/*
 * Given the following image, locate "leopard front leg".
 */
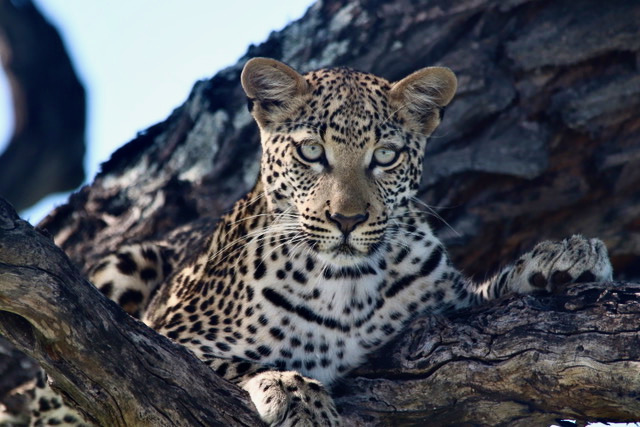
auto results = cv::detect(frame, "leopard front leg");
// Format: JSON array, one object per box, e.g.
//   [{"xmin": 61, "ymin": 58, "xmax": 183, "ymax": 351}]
[
  {"xmin": 242, "ymin": 371, "xmax": 340, "ymax": 427},
  {"xmin": 493, "ymin": 235, "xmax": 613, "ymax": 296}
]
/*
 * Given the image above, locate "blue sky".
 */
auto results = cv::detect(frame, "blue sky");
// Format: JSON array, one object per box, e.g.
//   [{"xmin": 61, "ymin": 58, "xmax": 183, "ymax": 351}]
[{"xmin": 0, "ymin": 0, "xmax": 312, "ymax": 223}]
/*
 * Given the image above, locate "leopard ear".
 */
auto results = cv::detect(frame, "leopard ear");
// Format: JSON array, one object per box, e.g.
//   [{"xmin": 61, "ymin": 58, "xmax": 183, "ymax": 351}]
[
  {"xmin": 389, "ymin": 67, "xmax": 457, "ymax": 136},
  {"xmin": 241, "ymin": 58, "xmax": 308, "ymax": 126}
]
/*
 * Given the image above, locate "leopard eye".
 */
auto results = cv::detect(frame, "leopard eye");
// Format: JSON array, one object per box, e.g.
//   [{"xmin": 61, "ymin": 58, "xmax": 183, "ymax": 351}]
[
  {"xmin": 372, "ymin": 147, "xmax": 400, "ymax": 167},
  {"xmin": 297, "ymin": 143, "xmax": 325, "ymax": 163}
]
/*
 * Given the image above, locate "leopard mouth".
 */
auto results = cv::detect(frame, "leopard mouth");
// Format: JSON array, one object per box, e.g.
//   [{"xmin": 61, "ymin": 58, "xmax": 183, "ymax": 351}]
[
  {"xmin": 303, "ymin": 232, "xmax": 383, "ymax": 266},
  {"xmin": 334, "ymin": 242, "xmax": 358, "ymax": 255}
]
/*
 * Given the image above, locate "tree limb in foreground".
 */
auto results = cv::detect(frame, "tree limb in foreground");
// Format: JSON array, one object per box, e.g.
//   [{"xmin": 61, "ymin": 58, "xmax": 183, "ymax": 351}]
[
  {"xmin": 0, "ymin": 196, "xmax": 639, "ymax": 425},
  {"xmin": 338, "ymin": 282, "xmax": 640, "ymax": 425}
]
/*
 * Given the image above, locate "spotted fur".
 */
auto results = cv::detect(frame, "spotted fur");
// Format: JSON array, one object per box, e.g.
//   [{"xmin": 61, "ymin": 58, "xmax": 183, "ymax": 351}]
[{"xmin": 21, "ymin": 58, "xmax": 613, "ymax": 426}]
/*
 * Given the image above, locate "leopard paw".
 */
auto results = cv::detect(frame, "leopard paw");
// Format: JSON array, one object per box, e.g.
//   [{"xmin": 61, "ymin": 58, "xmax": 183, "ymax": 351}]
[
  {"xmin": 505, "ymin": 235, "xmax": 613, "ymax": 294},
  {"xmin": 242, "ymin": 371, "xmax": 341, "ymax": 427}
]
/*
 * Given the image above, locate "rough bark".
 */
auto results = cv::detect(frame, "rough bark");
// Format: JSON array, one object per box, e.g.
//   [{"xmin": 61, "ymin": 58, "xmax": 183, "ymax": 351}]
[
  {"xmin": 0, "ymin": 198, "xmax": 262, "ymax": 426},
  {"xmin": 1, "ymin": 0, "xmax": 640, "ymax": 424},
  {"xmin": 0, "ymin": 0, "xmax": 86, "ymax": 211},
  {"xmin": 338, "ymin": 283, "xmax": 640, "ymax": 425}
]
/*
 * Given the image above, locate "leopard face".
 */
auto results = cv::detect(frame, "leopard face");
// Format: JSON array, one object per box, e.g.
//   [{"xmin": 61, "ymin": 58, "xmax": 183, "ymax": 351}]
[{"xmin": 242, "ymin": 59, "xmax": 456, "ymax": 268}]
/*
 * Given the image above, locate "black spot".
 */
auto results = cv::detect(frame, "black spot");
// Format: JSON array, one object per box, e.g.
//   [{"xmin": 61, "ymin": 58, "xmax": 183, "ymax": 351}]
[
  {"xmin": 269, "ymin": 327, "xmax": 285, "ymax": 340},
  {"xmin": 305, "ymin": 257, "xmax": 315, "ymax": 271},
  {"xmin": 190, "ymin": 321, "xmax": 202, "ymax": 333},
  {"xmin": 99, "ymin": 281, "xmax": 113, "ymax": 297},
  {"xmin": 263, "ymin": 287, "xmax": 295, "ymax": 311},
  {"xmin": 419, "ymin": 246, "xmax": 443, "ymax": 277},
  {"xmin": 257, "ymin": 345, "xmax": 272, "ymax": 356},
  {"xmin": 38, "ymin": 397, "xmax": 51, "ymax": 412},
  {"xmin": 140, "ymin": 267, "xmax": 157, "ymax": 281},
  {"xmin": 116, "ymin": 252, "xmax": 137, "ymax": 275},
  {"xmin": 281, "ymin": 349, "xmax": 293, "ymax": 358},
  {"xmin": 216, "ymin": 363, "xmax": 229, "ymax": 377},
  {"xmin": 293, "ymin": 270, "xmax": 307, "ymax": 284},
  {"xmin": 253, "ymin": 259, "xmax": 266, "ymax": 280},
  {"xmin": 381, "ymin": 323, "xmax": 395, "ymax": 335},
  {"xmin": 307, "ymin": 382, "xmax": 321, "ymax": 392},
  {"xmin": 245, "ymin": 350, "xmax": 261, "ymax": 360},
  {"xmin": 141, "ymin": 247, "xmax": 158, "ymax": 262},
  {"xmin": 118, "ymin": 290, "xmax": 144, "ymax": 307},
  {"xmin": 236, "ymin": 362, "xmax": 252, "ymax": 374},
  {"xmin": 529, "ymin": 272, "xmax": 547, "ymax": 288},
  {"xmin": 216, "ymin": 342, "xmax": 231, "ymax": 352},
  {"xmin": 395, "ymin": 247, "xmax": 409, "ymax": 264}
]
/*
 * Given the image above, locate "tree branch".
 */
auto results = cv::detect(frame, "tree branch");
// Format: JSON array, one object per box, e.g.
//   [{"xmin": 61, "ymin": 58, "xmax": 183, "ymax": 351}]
[
  {"xmin": 338, "ymin": 283, "xmax": 640, "ymax": 425},
  {"xmin": 0, "ymin": 198, "xmax": 262, "ymax": 426}
]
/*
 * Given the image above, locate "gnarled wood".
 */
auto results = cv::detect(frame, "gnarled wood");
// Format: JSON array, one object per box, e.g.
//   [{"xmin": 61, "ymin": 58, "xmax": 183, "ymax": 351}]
[{"xmin": 338, "ymin": 283, "xmax": 640, "ymax": 425}]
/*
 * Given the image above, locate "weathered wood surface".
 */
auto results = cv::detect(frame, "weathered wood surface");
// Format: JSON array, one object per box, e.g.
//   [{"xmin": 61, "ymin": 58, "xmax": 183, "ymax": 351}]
[
  {"xmin": 0, "ymin": 198, "xmax": 262, "ymax": 426},
  {"xmin": 339, "ymin": 283, "xmax": 640, "ymax": 425},
  {"xmin": 1, "ymin": 0, "xmax": 640, "ymax": 424}
]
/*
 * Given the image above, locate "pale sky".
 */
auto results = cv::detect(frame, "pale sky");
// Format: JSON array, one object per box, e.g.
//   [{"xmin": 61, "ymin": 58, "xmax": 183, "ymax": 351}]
[{"xmin": 0, "ymin": 0, "xmax": 312, "ymax": 223}]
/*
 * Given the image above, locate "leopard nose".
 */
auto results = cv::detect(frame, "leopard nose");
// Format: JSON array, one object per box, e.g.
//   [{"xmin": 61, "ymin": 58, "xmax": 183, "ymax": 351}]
[{"xmin": 326, "ymin": 211, "xmax": 369, "ymax": 235}]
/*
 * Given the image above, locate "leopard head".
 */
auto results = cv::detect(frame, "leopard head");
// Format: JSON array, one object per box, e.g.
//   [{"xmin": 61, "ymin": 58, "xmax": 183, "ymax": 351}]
[{"xmin": 241, "ymin": 58, "xmax": 456, "ymax": 267}]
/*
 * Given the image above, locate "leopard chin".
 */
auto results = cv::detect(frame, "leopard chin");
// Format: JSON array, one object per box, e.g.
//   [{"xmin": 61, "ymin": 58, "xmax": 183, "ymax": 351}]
[{"xmin": 314, "ymin": 241, "xmax": 382, "ymax": 268}]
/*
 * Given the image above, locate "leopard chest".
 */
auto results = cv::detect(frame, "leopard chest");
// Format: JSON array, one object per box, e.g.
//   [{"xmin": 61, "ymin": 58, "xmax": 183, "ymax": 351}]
[{"xmin": 176, "ymin": 236, "xmax": 441, "ymax": 384}]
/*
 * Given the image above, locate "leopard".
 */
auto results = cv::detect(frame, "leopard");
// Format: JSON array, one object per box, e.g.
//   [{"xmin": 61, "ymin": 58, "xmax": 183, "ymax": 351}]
[{"xmin": 10, "ymin": 58, "xmax": 613, "ymax": 426}]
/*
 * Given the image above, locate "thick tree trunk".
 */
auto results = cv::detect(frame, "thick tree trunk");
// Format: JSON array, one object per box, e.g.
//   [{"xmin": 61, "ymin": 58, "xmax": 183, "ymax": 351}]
[{"xmin": 1, "ymin": 0, "xmax": 639, "ymax": 424}]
